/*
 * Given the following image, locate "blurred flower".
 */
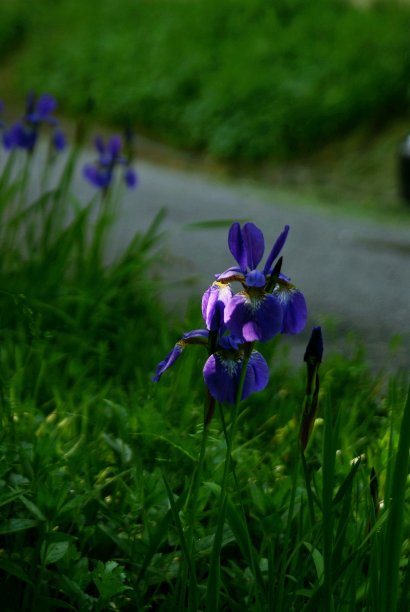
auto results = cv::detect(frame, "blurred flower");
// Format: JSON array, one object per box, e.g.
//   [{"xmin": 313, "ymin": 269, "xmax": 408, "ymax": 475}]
[
  {"xmin": 2, "ymin": 92, "xmax": 66, "ymax": 153},
  {"xmin": 83, "ymin": 134, "xmax": 137, "ymax": 190},
  {"xmin": 216, "ymin": 223, "xmax": 307, "ymax": 342}
]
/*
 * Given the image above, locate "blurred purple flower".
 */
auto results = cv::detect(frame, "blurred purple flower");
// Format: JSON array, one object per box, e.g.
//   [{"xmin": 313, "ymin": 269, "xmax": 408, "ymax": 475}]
[
  {"xmin": 2, "ymin": 92, "xmax": 66, "ymax": 153},
  {"xmin": 83, "ymin": 135, "xmax": 137, "ymax": 190}
]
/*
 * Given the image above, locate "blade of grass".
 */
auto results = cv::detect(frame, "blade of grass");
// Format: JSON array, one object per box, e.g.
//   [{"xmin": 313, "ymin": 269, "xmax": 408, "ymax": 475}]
[
  {"xmin": 379, "ymin": 384, "xmax": 410, "ymax": 611},
  {"xmin": 162, "ymin": 472, "xmax": 198, "ymax": 612}
]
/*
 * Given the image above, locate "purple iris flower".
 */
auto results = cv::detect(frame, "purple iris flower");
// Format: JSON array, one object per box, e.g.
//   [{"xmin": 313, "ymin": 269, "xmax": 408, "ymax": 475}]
[
  {"xmin": 83, "ymin": 135, "xmax": 138, "ymax": 190},
  {"xmin": 215, "ymin": 223, "xmax": 307, "ymax": 341},
  {"xmin": 152, "ymin": 329, "xmax": 269, "ymax": 405},
  {"xmin": 2, "ymin": 92, "xmax": 65, "ymax": 153}
]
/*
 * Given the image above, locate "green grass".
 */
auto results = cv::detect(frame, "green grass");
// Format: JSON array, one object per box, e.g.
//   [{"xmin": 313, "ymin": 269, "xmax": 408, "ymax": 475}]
[
  {"xmin": 0, "ymin": 127, "xmax": 409, "ymax": 609},
  {"xmin": 2, "ymin": 1, "xmax": 410, "ymax": 219},
  {"xmin": 2, "ymin": 0, "xmax": 410, "ymax": 162}
]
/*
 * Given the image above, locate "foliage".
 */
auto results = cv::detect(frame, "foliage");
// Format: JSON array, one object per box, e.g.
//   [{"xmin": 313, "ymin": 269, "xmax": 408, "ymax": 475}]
[
  {"xmin": 0, "ymin": 1, "xmax": 27, "ymax": 59},
  {"xmin": 2, "ymin": 0, "xmax": 410, "ymax": 162}
]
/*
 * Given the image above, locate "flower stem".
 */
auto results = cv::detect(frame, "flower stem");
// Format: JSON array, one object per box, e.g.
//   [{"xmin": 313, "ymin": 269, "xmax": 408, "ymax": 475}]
[{"xmin": 206, "ymin": 353, "xmax": 250, "ymax": 611}]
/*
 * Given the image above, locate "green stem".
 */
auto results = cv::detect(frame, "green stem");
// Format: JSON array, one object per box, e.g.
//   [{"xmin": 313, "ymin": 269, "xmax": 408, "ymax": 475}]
[{"xmin": 207, "ymin": 353, "xmax": 250, "ymax": 611}]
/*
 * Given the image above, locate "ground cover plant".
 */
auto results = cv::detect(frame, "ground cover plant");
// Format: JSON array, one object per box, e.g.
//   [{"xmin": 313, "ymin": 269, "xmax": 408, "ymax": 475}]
[{"xmin": 0, "ymin": 94, "xmax": 409, "ymax": 610}]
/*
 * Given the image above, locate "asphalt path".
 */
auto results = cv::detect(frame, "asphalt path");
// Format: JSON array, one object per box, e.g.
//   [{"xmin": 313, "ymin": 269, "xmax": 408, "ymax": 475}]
[
  {"xmin": 102, "ymin": 158, "xmax": 409, "ymax": 372},
  {"xmin": 4, "ymin": 146, "xmax": 410, "ymax": 371}
]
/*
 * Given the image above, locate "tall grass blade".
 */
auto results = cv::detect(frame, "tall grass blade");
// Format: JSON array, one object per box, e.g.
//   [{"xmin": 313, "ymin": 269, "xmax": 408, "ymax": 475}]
[{"xmin": 379, "ymin": 384, "xmax": 410, "ymax": 611}]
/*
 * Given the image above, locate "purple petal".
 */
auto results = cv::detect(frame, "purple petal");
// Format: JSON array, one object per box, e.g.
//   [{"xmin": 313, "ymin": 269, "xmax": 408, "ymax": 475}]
[
  {"xmin": 228, "ymin": 223, "xmax": 247, "ymax": 271},
  {"xmin": 95, "ymin": 136, "xmax": 106, "ymax": 155},
  {"xmin": 152, "ymin": 329, "xmax": 208, "ymax": 382},
  {"xmin": 228, "ymin": 222, "xmax": 265, "ymax": 272},
  {"xmin": 242, "ymin": 223, "xmax": 265, "ymax": 270},
  {"xmin": 124, "ymin": 167, "xmax": 137, "ymax": 188},
  {"xmin": 36, "ymin": 94, "xmax": 57, "ymax": 117},
  {"xmin": 216, "ymin": 266, "xmax": 245, "ymax": 283},
  {"xmin": 224, "ymin": 292, "xmax": 283, "ymax": 342},
  {"xmin": 53, "ymin": 129, "xmax": 66, "ymax": 151},
  {"xmin": 202, "ymin": 282, "xmax": 233, "ymax": 331},
  {"xmin": 242, "ymin": 351, "xmax": 270, "ymax": 397},
  {"xmin": 263, "ymin": 225, "xmax": 290, "ymax": 275},
  {"xmin": 83, "ymin": 164, "xmax": 112, "ymax": 189},
  {"xmin": 108, "ymin": 135, "xmax": 122, "ymax": 157},
  {"xmin": 152, "ymin": 343, "xmax": 184, "ymax": 382},
  {"xmin": 3, "ymin": 123, "xmax": 23, "ymax": 149},
  {"xmin": 181, "ymin": 329, "xmax": 209, "ymax": 342},
  {"xmin": 203, "ymin": 349, "xmax": 269, "ymax": 404},
  {"xmin": 274, "ymin": 284, "xmax": 308, "ymax": 334}
]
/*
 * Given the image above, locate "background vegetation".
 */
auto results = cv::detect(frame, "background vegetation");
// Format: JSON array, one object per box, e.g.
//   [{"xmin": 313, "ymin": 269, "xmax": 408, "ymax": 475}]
[
  {"xmin": 2, "ymin": 0, "xmax": 410, "ymax": 214},
  {"xmin": 2, "ymin": 0, "xmax": 409, "ymax": 158}
]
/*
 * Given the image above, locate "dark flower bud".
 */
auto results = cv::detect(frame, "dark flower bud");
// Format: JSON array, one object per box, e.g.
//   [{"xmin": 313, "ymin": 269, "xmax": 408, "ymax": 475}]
[{"xmin": 304, "ymin": 326, "xmax": 323, "ymax": 366}]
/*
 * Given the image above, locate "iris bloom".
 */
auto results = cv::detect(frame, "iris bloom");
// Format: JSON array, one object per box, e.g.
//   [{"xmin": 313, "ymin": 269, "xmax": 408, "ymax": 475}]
[
  {"xmin": 213, "ymin": 222, "xmax": 307, "ymax": 342},
  {"xmin": 153, "ymin": 329, "xmax": 269, "ymax": 405},
  {"xmin": 2, "ymin": 92, "xmax": 65, "ymax": 153},
  {"xmin": 83, "ymin": 135, "xmax": 137, "ymax": 190}
]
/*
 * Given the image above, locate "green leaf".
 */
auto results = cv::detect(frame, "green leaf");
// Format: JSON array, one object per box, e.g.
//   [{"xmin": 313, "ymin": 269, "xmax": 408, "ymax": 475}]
[
  {"xmin": 42, "ymin": 540, "xmax": 70, "ymax": 565},
  {"xmin": 19, "ymin": 495, "xmax": 47, "ymax": 522},
  {"xmin": 92, "ymin": 560, "xmax": 130, "ymax": 601},
  {"xmin": 304, "ymin": 542, "xmax": 324, "ymax": 585},
  {"xmin": 0, "ymin": 559, "xmax": 34, "ymax": 587},
  {"xmin": 0, "ymin": 518, "xmax": 38, "ymax": 535},
  {"xmin": 184, "ymin": 218, "xmax": 248, "ymax": 230},
  {"xmin": 332, "ymin": 456, "xmax": 361, "ymax": 507}
]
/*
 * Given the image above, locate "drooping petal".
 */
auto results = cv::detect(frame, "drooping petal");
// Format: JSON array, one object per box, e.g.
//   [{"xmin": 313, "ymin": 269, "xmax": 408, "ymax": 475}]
[
  {"xmin": 242, "ymin": 351, "xmax": 270, "ymax": 397},
  {"xmin": 263, "ymin": 225, "xmax": 290, "ymax": 275},
  {"xmin": 224, "ymin": 292, "xmax": 283, "ymax": 342},
  {"xmin": 124, "ymin": 167, "xmax": 137, "ymax": 188},
  {"xmin": 152, "ymin": 329, "xmax": 208, "ymax": 382},
  {"xmin": 242, "ymin": 223, "xmax": 265, "ymax": 270},
  {"xmin": 83, "ymin": 165, "xmax": 112, "ymax": 189},
  {"xmin": 202, "ymin": 282, "xmax": 232, "ymax": 331},
  {"xmin": 152, "ymin": 343, "xmax": 184, "ymax": 382},
  {"xmin": 53, "ymin": 129, "xmax": 66, "ymax": 151},
  {"xmin": 181, "ymin": 329, "xmax": 209, "ymax": 342},
  {"xmin": 216, "ymin": 266, "xmax": 245, "ymax": 283},
  {"xmin": 203, "ymin": 349, "xmax": 269, "ymax": 404},
  {"xmin": 273, "ymin": 282, "xmax": 308, "ymax": 334},
  {"xmin": 3, "ymin": 123, "xmax": 23, "ymax": 149}
]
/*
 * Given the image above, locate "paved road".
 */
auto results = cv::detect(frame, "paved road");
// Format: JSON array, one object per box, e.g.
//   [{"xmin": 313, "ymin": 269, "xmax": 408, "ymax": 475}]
[
  {"xmin": 5, "ymin": 145, "xmax": 410, "ymax": 371},
  {"xmin": 102, "ymin": 159, "xmax": 409, "ymax": 371}
]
